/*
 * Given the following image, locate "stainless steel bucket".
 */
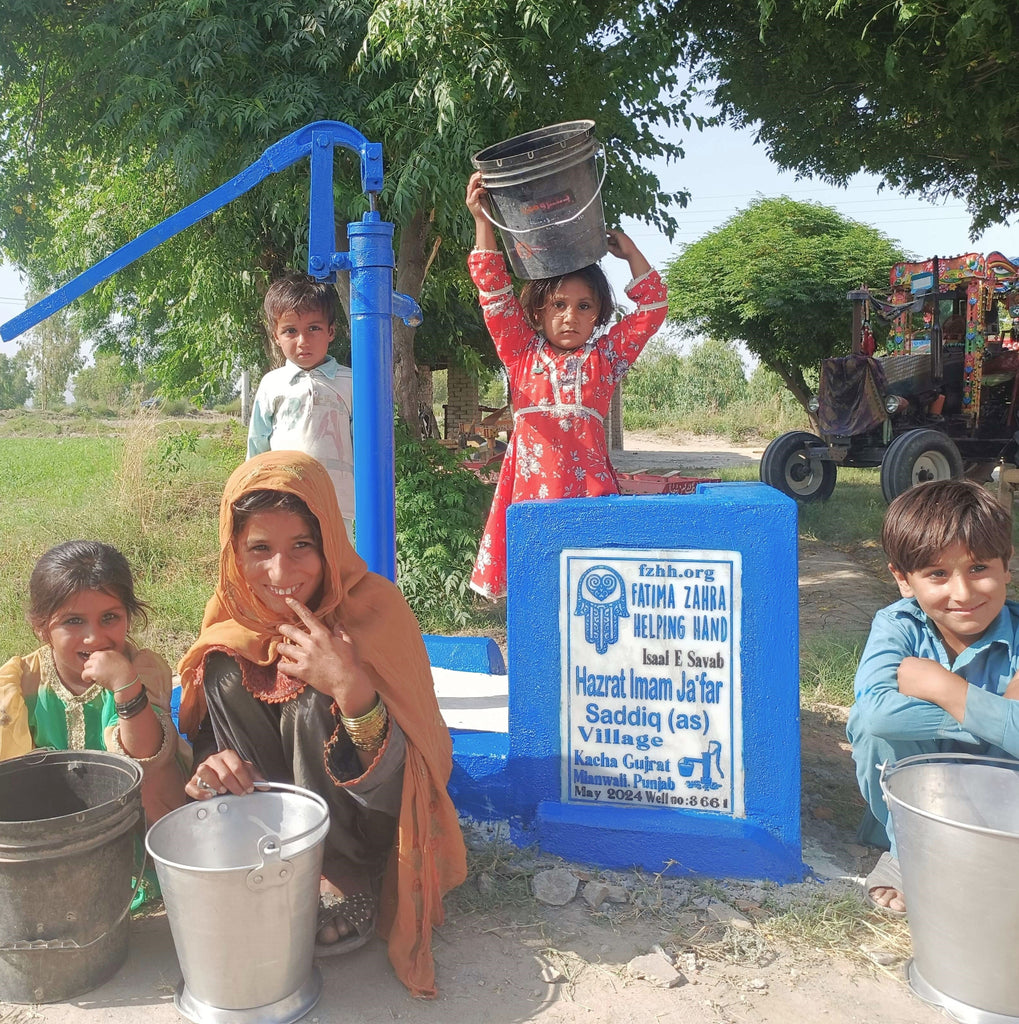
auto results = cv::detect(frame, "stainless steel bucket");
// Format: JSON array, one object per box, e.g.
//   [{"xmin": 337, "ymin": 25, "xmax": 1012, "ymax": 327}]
[
  {"xmin": 881, "ymin": 753, "xmax": 1019, "ymax": 1022},
  {"xmin": 146, "ymin": 782, "xmax": 329, "ymax": 1024}
]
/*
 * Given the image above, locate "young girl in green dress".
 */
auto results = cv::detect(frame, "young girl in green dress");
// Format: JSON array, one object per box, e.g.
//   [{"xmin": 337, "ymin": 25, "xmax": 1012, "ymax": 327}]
[{"xmin": 0, "ymin": 540, "xmax": 191, "ymax": 825}]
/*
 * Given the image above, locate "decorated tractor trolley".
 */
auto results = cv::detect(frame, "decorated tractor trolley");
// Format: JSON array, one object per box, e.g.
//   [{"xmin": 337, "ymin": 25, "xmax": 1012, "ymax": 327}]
[{"xmin": 761, "ymin": 251, "xmax": 1019, "ymax": 502}]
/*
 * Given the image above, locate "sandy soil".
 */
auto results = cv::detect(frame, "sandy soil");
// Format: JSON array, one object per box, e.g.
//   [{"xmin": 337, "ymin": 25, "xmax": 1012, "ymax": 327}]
[{"xmin": 612, "ymin": 430, "xmax": 766, "ymax": 474}]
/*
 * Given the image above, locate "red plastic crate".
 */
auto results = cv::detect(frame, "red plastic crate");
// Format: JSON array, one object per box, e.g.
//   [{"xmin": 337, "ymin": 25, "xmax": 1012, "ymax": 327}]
[{"xmin": 616, "ymin": 471, "xmax": 720, "ymax": 495}]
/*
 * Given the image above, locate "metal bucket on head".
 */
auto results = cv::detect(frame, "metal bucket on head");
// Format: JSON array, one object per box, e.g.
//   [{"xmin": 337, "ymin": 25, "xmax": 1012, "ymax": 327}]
[
  {"xmin": 146, "ymin": 782, "xmax": 330, "ymax": 1024},
  {"xmin": 0, "ymin": 749, "xmax": 143, "ymax": 1004},
  {"xmin": 472, "ymin": 120, "xmax": 608, "ymax": 280},
  {"xmin": 881, "ymin": 753, "xmax": 1019, "ymax": 1022}
]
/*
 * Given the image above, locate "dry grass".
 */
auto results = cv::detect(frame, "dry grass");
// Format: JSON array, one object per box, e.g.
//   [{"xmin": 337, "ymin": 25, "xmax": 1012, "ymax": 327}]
[{"xmin": 763, "ymin": 891, "xmax": 911, "ymax": 975}]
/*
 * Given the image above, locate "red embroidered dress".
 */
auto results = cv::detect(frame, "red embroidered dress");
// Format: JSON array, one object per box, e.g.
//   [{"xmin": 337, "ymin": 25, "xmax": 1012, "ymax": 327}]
[{"xmin": 468, "ymin": 249, "xmax": 669, "ymax": 599}]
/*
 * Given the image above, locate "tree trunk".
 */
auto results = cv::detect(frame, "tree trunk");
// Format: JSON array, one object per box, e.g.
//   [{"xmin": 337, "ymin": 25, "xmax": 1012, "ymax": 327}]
[
  {"xmin": 766, "ymin": 358, "xmax": 821, "ymax": 434},
  {"xmin": 393, "ymin": 209, "xmax": 430, "ymax": 427}
]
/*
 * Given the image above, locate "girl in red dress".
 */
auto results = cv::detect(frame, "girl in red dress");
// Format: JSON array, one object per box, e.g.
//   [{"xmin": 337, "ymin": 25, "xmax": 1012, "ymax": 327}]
[{"xmin": 466, "ymin": 170, "xmax": 669, "ymax": 599}]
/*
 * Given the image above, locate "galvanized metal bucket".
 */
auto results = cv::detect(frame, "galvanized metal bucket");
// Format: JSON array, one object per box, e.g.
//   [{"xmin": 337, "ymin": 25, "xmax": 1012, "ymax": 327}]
[
  {"xmin": 881, "ymin": 753, "xmax": 1019, "ymax": 1023},
  {"xmin": 0, "ymin": 750, "xmax": 143, "ymax": 1004},
  {"xmin": 146, "ymin": 782, "xmax": 329, "ymax": 1024}
]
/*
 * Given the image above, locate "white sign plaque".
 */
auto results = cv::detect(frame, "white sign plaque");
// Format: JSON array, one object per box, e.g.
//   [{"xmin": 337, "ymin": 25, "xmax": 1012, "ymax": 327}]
[{"xmin": 560, "ymin": 548, "xmax": 744, "ymax": 816}]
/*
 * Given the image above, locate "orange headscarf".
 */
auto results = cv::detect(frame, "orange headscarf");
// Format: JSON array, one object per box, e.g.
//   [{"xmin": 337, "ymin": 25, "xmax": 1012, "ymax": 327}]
[{"xmin": 178, "ymin": 451, "xmax": 466, "ymax": 997}]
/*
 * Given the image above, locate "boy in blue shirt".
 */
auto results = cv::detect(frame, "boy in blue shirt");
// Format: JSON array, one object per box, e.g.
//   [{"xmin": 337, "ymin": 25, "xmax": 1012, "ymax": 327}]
[
  {"xmin": 848, "ymin": 479, "xmax": 1019, "ymax": 915},
  {"xmin": 248, "ymin": 274, "xmax": 354, "ymax": 539}
]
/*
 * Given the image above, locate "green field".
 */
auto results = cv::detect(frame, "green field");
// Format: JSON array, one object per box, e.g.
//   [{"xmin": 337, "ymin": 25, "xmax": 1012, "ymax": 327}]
[{"xmin": 0, "ymin": 417, "xmax": 242, "ymax": 666}]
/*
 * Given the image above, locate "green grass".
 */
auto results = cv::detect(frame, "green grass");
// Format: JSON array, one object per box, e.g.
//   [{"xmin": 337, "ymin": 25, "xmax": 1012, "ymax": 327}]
[
  {"xmin": 800, "ymin": 632, "xmax": 865, "ymax": 707},
  {"xmin": 0, "ymin": 423, "xmax": 235, "ymax": 667}
]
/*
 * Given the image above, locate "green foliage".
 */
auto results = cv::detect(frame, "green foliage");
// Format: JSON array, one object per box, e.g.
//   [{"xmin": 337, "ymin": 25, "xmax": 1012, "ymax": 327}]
[
  {"xmin": 0, "ymin": 350, "xmax": 31, "ymax": 409},
  {"xmin": 72, "ymin": 351, "xmax": 140, "ymax": 409},
  {"xmin": 19, "ymin": 300, "xmax": 82, "ymax": 411},
  {"xmin": 0, "ymin": 0, "xmax": 699, "ymax": 406},
  {"xmin": 684, "ymin": 0, "xmax": 1019, "ymax": 233},
  {"xmin": 624, "ymin": 336, "xmax": 748, "ymax": 424},
  {"xmin": 394, "ymin": 421, "xmax": 493, "ymax": 630},
  {"xmin": 157, "ymin": 428, "xmax": 200, "ymax": 477},
  {"xmin": 665, "ymin": 197, "xmax": 904, "ymax": 415}
]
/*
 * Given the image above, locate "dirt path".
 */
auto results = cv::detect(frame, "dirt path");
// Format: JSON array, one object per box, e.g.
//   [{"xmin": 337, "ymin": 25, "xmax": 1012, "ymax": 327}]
[{"xmin": 5, "ymin": 434, "xmax": 949, "ymax": 1024}]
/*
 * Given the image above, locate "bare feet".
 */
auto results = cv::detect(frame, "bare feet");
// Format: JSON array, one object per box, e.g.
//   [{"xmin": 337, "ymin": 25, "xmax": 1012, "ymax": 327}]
[
  {"xmin": 864, "ymin": 851, "xmax": 906, "ymax": 917},
  {"xmin": 868, "ymin": 884, "xmax": 906, "ymax": 914}
]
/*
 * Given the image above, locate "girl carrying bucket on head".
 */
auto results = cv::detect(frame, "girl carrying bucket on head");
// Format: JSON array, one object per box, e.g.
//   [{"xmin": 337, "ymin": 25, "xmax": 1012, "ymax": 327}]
[
  {"xmin": 0, "ymin": 541, "xmax": 192, "ymax": 825},
  {"xmin": 466, "ymin": 169, "xmax": 669, "ymax": 599}
]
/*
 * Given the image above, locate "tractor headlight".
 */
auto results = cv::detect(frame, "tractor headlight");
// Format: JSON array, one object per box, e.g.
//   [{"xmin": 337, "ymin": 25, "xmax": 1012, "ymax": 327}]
[{"xmin": 807, "ymin": 396, "xmax": 820, "ymax": 413}]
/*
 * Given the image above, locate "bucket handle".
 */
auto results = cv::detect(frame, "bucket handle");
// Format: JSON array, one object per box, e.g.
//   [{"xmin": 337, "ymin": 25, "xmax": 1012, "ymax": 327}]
[
  {"xmin": 481, "ymin": 148, "xmax": 608, "ymax": 236},
  {"xmin": 0, "ymin": 848, "xmax": 147, "ymax": 953},
  {"xmin": 246, "ymin": 780, "xmax": 330, "ymax": 853}
]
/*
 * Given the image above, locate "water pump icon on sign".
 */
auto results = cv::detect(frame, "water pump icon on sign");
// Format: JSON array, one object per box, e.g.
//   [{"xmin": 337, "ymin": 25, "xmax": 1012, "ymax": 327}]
[{"xmin": 679, "ymin": 740, "xmax": 724, "ymax": 792}]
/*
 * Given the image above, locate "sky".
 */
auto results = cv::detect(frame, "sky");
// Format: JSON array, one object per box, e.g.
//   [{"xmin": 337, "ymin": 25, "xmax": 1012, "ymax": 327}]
[{"xmin": 1, "ymin": 117, "xmax": 1015, "ymax": 358}]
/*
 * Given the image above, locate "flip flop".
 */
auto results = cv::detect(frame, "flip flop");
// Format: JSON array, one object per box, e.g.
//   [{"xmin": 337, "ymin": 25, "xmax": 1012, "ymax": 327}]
[
  {"xmin": 864, "ymin": 850, "xmax": 907, "ymax": 918},
  {"xmin": 314, "ymin": 890, "xmax": 375, "ymax": 958}
]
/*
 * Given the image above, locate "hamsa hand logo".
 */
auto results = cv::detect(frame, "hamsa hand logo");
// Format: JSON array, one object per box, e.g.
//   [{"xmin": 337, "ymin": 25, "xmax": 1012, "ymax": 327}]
[{"xmin": 574, "ymin": 565, "xmax": 628, "ymax": 654}]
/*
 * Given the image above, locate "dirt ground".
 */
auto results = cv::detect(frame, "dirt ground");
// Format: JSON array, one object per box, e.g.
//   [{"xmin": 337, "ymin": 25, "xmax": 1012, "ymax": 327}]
[{"xmin": 1, "ymin": 431, "xmax": 948, "ymax": 1024}]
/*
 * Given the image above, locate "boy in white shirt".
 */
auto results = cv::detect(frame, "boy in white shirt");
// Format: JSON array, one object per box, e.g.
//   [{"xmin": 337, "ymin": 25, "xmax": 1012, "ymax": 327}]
[{"xmin": 247, "ymin": 274, "xmax": 354, "ymax": 539}]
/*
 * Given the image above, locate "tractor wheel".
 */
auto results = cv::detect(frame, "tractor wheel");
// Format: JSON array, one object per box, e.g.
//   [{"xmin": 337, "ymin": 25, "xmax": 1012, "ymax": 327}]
[
  {"xmin": 880, "ymin": 429, "xmax": 963, "ymax": 503},
  {"xmin": 760, "ymin": 431, "xmax": 837, "ymax": 502}
]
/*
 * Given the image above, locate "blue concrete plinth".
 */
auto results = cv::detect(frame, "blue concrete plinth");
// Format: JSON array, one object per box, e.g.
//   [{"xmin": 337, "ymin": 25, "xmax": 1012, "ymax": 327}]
[
  {"xmin": 424, "ymin": 634, "xmax": 506, "ymax": 674},
  {"xmin": 447, "ymin": 731, "xmax": 512, "ymax": 822},
  {"xmin": 504, "ymin": 483, "xmax": 803, "ymax": 881}
]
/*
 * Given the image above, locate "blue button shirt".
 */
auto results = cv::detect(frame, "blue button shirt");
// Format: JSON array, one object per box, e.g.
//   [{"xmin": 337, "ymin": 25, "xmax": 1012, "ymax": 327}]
[{"xmin": 851, "ymin": 598, "xmax": 1019, "ymax": 756}]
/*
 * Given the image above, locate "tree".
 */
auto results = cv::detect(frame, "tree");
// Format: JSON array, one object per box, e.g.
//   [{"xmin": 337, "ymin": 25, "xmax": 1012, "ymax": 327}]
[
  {"xmin": 0, "ymin": 349, "xmax": 31, "ymax": 409},
  {"xmin": 72, "ymin": 350, "xmax": 141, "ymax": 408},
  {"xmin": 664, "ymin": 197, "xmax": 903, "ymax": 419},
  {"xmin": 20, "ymin": 300, "xmax": 82, "ymax": 410},
  {"xmin": 683, "ymin": 0, "xmax": 1019, "ymax": 233},
  {"xmin": 0, "ymin": 0, "xmax": 698, "ymax": 423}
]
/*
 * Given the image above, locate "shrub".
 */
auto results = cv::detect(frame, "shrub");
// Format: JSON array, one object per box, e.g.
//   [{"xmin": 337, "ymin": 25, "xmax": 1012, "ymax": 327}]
[{"xmin": 394, "ymin": 422, "xmax": 493, "ymax": 630}]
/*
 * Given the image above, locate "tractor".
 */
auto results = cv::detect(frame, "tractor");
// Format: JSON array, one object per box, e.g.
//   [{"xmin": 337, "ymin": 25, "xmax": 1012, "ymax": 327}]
[{"xmin": 761, "ymin": 252, "xmax": 1019, "ymax": 502}]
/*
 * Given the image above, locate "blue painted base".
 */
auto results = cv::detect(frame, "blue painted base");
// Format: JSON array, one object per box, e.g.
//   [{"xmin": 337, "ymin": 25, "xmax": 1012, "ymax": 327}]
[
  {"xmin": 448, "ymin": 731, "xmax": 512, "ymax": 823},
  {"xmin": 526, "ymin": 801, "xmax": 804, "ymax": 881},
  {"xmin": 424, "ymin": 634, "xmax": 506, "ymax": 674}
]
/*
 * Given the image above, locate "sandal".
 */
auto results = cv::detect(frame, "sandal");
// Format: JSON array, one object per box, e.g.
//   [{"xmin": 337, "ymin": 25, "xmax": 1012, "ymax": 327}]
[
  {"xmin": 864, "ymin": 850, "xmax": 906, "ymax": 918},
  {"xmin": 314, "ymin": 887, "xmax": 375, "ymax": 957}
]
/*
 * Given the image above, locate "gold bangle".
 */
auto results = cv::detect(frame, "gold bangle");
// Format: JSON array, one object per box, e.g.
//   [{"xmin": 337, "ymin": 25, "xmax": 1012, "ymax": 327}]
[
  {"xmin": 341, "ymin": 694, "xmax": 384, "ymax": 729},
  {"xmin": 341, "ymin": 696, "xmax": 389, "ymax": 751}
]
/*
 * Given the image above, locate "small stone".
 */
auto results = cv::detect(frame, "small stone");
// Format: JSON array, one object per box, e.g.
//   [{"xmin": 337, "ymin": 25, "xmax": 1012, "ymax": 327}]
[
  {"xmin": 706, "ymin": 902, "xmax": 753, "ymax": 930},
  {"xmin": 627, "ymin": 953, "xmax": 686, "ymax": 989},
  {"xmin": 862, "ymin": 947, "xmax": 898, "ymax": 967},
  {"xmin": 748, "ymin": 978, "xmax": 768, "ymax": 992},
  {"xmin": 604, "ymin": 884, "xmax": 629, "ymax": 903},
  {"xmin": 582, "ymin": 881, "xmax": 611, "ymax": 909},
  {"xmin": 532, "ymin": 868, "xmax": 580, "ymax": 906},
  {"xmin": 540, "ymin": 963, "xmax": 566, "ymax": 984},
  {"xmin": 477, "ymin": 872, "xmax": 497, "ymax": 897}
]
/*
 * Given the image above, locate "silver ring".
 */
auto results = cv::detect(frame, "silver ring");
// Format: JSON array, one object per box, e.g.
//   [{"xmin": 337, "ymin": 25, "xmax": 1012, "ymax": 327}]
[{"xmin": 196, "ymin": 777, "xmax": 216, "ymax": 793}]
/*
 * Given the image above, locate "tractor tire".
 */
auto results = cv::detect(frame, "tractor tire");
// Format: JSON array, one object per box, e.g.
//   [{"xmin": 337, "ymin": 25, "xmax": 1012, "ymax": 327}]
[
  {"xmin": 879, "ymin": 429, "xmax": 964, "ymax": 503},
  {"xmin": 760, "ymin": 431, "xmax": 837, "ymax": 502}
]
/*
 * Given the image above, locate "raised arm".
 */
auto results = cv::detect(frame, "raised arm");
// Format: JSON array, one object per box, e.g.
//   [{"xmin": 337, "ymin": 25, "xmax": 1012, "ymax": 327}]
[
  {"xmin": 606, "ymin": 229, "xmax": 651, "ymax": 280},
  {"xmin": 467, "ymin": 171, "xmax": 499, "ymax": 252}
]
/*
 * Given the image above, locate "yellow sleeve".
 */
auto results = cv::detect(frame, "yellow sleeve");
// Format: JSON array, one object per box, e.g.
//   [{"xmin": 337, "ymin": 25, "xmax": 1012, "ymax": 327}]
[{"xmin": 0, "ymin": 655, "xmax": 36, "ymax": 761}]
